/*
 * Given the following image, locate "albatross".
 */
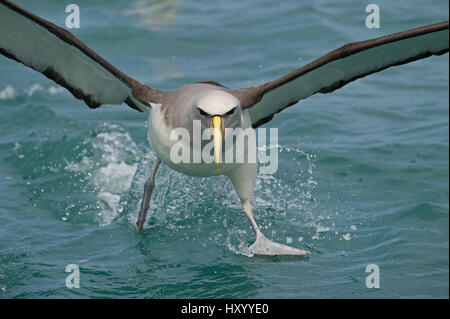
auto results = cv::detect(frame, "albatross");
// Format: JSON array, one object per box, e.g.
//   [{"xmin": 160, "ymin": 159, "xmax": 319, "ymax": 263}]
[{"xmin": 0, "ymin": 0, "xmax": 448, "ymax": 256}]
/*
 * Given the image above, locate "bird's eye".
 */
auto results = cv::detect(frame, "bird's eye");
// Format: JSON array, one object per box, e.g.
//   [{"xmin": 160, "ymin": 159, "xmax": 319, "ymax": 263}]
[
  {"xmin": 198, "ymin": 108, "xmax": 208, "ymax": 116},
  {"xmin": 225, "ymin": 107, "xmax": 236, "ymax": 116}
]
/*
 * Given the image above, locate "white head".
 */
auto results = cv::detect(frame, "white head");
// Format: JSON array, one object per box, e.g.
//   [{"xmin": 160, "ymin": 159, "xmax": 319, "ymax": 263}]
[
  {"xmin": 194, "ymin": 90, "xmax": 241, "ymax": 168},
  {"xmin": 170, "ymin": 87, "xmax": 242, "ymax": 168},
  {"xmin": 194, "ymin": 90, "xmax": 240, "ymax": 116}
]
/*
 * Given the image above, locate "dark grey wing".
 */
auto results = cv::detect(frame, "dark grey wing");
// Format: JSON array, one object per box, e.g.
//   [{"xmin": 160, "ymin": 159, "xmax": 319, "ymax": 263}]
[
  {"xmin": 234, "ymin": 21, "xmax": 449, "ymax": 128},
  {"xmin": 0, "ymin": 0, "xmax": 163, "ymax": 111}
]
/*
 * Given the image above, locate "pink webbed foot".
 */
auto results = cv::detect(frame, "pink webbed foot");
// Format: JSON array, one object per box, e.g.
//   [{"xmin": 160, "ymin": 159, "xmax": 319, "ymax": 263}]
[{"xmin": 248, "ymin": 233, "xmax": 310, "ymax": 256}]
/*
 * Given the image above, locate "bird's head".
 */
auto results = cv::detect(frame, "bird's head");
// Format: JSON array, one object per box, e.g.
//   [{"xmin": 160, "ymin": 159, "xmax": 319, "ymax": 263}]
[{"xmin": 192, "ymin": 90, "xmax": 241, "ymax": 168}]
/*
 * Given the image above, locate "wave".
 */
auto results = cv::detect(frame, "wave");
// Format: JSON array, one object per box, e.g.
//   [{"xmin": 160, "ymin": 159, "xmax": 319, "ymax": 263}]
[{"xmin": 0, "ymin": 83, "xmax": 65, "ymax": 101}]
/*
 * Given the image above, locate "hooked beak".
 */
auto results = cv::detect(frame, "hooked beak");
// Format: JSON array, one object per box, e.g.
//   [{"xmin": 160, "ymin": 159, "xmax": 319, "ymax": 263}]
[{"xmin": 211, "ymin": 115, "xmax": 224, "ymax": 168}]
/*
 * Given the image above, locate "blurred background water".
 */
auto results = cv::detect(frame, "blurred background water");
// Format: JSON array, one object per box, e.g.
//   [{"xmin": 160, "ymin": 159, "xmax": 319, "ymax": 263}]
[{"xmin": 0, "ymin": 0, "xmax": 448, "ymax": 298}]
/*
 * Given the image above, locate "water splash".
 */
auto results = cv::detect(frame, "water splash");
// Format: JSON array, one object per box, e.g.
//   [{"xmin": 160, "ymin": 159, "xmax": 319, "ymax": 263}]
[
  {"xmin": 224, "ymin": 144, "xmax": 320, "ymax": 255},
  {"xmin": 64, "ymin": 123, "xmax": 141, "ymax": 225}
]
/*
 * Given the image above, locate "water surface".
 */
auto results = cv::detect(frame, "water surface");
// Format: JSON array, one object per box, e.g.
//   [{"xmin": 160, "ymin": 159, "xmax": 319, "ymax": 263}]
[{"xmin": 0, "ymin": 0, "xmax": 448, "ymax": 298}]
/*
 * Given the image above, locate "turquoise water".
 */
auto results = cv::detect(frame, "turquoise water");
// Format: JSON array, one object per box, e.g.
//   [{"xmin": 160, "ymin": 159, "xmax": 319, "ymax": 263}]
[{"xmin": 0, "ymin": 0, "xmax": 448, "ymax": 298}]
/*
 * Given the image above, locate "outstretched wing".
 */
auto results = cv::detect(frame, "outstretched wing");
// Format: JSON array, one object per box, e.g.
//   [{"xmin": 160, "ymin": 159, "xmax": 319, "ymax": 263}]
[
  {"xmin": 234, "ymin": 21, "xmax": 449, "ymax": 128},
  {"xmin": 0, "ymin": 0, "xmax": 163, "ymax": 111}
]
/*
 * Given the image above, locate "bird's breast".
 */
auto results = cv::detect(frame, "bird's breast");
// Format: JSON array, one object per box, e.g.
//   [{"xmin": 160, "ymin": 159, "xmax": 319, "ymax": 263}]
[{"xmin": 147, "ymin": 107, "xmax": 257, "ymax": 178}]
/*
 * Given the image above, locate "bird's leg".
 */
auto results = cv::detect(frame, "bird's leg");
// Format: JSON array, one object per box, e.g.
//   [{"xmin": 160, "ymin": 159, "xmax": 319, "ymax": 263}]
[
  {"xmin": 136, "ymin": 156, "xmax": 161, "ymax": 232},
  {"xmin": 242, "ymin": 200, "xmax": 310, "ymax": 256}
]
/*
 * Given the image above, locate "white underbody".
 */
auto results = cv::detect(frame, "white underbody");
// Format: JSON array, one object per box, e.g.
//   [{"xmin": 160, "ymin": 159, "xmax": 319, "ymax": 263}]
[{"xmin": 146, "ymin": 103, "xmax": 257, "ymax": 201}]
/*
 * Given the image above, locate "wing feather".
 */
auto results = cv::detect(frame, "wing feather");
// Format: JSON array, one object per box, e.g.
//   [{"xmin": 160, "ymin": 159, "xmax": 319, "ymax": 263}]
[
  {"xmin": 0, "ymin": 0, "xmax": 162, "ymax": 111},
  {"xmin": 234, "ymin": 21, "xmax": 449, "ymax": 128}
]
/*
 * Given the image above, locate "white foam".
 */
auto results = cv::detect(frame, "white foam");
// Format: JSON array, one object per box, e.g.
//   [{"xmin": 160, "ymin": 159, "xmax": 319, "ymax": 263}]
[
  {"xmin": 12, "ymin": 142, "xmax": 21, "ymax": 152},
  {"xmin": 96, "ymin": 162, "xmax": 138, "ymax": 194},
  {"xmin": 26, "ymin": 83, "xmax": 43, "ymax": 96},
  {"xmin": 65, "ymin": 124, "xmax": 142, "ymax": 225},
  {"xmin": 97, "ymin": 191, "xmax": 122, "ymax": 226},
  {"xmin": 0, "ymin": 83, "xmax": 66, "ymax": 100},
  {"xmin": 48, "ymin": 86, "xmax": 64, "ymax": 95},
  {"xmin": 0, "ymin": 85, "xmax": 15, "ymax": 100}
]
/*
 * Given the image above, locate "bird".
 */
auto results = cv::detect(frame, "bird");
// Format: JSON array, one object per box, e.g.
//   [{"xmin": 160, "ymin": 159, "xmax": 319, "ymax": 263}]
[{"xmin": 0, "ymin": 0, "xmax": 448, "ymax": 256}]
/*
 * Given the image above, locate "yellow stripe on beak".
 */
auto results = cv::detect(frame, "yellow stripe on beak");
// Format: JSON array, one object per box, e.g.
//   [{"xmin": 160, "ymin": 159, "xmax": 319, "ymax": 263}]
[{"xmin": 211, "ymin": 115, "xmax": 224, "ymax": 168}]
